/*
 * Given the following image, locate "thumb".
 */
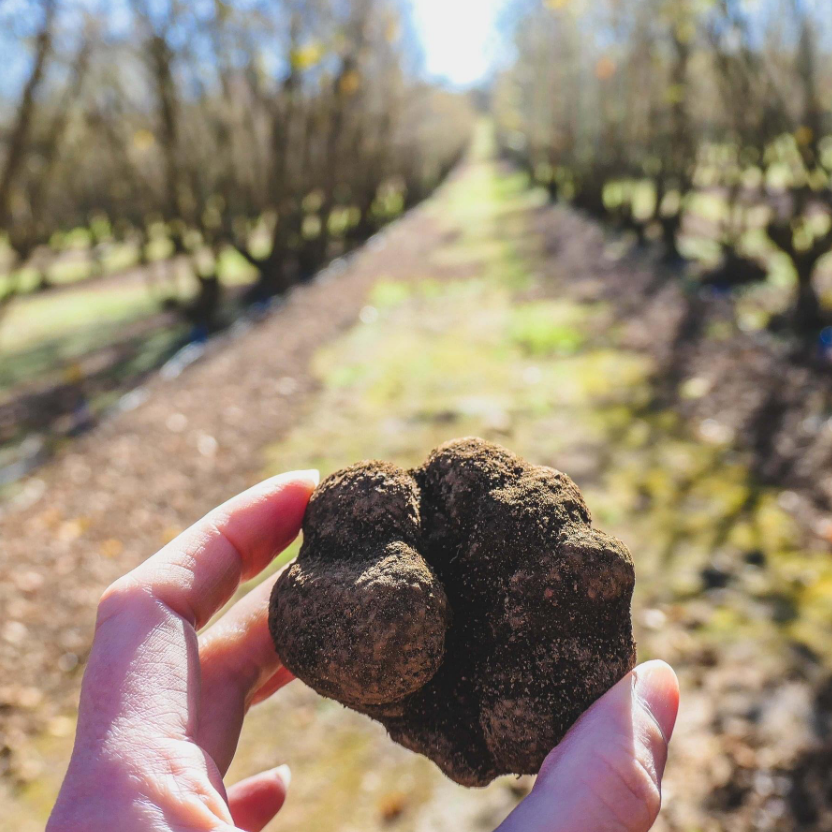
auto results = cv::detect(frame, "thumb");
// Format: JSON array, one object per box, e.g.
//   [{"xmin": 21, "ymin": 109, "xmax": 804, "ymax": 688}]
[
  {"xmin": 228, "ymin": 764, "xmax": 291, "ymax": 832},
  {"xmin": 496, "ymin": 661, "xmax": 679, "ymax": 832}
]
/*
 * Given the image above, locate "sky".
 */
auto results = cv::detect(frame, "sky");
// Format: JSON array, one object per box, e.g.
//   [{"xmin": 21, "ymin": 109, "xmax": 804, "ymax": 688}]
[
  {"xmin": 0, "ymin": 0, "xmax": 506, "ymax": 98},
  {"xmin": 409, "ymin": 0, "xmax": 504, "ymax": 88}
]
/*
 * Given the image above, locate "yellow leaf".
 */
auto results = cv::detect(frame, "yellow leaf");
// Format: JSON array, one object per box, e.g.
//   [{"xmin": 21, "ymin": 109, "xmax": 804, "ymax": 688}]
[
  {"xmin": 674, "ymin": 20, "xmax": 696, "ymax": 44},
  {"xmin": 339, "ymin": 69, "xmax": 361, "ymax": 96},
  {"xmin": 133, "ymin": 129, "xmax": 155, "ymax": 151},
  {"xmin": 545, "ymin": 0, "xmax": 571, "ymax": 9},
  {"xmin": 290, "ymin": 41, "xmax": 325, "ymax": 72}
]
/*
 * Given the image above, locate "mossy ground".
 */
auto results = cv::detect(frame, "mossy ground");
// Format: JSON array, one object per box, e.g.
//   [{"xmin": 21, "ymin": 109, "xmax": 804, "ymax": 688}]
[{"xmin": 5, "ymin": 138, "xmax": 832, "ymax": 831}]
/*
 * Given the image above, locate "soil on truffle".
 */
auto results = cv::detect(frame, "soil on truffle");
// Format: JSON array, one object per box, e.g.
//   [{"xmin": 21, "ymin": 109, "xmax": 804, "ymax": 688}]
[{"xmin": 269, "ymin": 437, "xmax": 637, "ymax": 787}]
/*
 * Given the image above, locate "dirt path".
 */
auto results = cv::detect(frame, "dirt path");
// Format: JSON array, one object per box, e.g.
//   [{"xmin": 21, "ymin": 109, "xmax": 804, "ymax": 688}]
[{"xmin": 3, "ymin": 146, "xmax": 832, "ymax": 831}]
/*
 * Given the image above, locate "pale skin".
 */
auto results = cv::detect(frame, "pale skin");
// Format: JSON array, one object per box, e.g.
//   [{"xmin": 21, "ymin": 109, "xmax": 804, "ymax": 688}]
[{"xmin": 47, "ymin": 470, "xmax": 680, "ymax": 832}]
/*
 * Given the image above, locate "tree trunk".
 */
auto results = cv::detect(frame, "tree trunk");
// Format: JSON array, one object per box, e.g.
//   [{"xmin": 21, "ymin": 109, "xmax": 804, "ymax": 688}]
[
  {"xmin": 254, "ymin": 258, "xmax": 291, "ymax": 300},
  {"xmin": 184, "ymin": 273, "xmax": 222, "ymax": 333},
  {"xmin": 794, "ymin": 264, "xmax": 821, "ymax": 332},
  {"xmin": 546, "ymin": 178, "xmax": 559, "ymax": 203},
  {"xmin": 0, "ymin": 2, "xmax": 55, "ymax": 228},
  {"xmin": 660, "ymin": 213, "xmax": 683, "ymax": 263},
  {"xmin": 767, "ymin": 219, "xmax": 828, "ymax": 335}
]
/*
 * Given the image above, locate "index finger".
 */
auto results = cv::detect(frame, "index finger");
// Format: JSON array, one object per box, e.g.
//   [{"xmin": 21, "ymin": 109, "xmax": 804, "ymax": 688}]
[{"xmin": 99, "ymin": 470, "xmax": 319, "ymax": 631}]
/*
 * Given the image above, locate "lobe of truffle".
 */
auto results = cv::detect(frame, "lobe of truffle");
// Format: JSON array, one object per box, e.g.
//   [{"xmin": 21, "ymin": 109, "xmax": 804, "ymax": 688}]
[
  {"xmin": 269, "ymin": 463, "xmax": 451, "ymax": 709},
  {"xmin": 269, "ymin": 438, "xmax": 636, "ymax": 787}
]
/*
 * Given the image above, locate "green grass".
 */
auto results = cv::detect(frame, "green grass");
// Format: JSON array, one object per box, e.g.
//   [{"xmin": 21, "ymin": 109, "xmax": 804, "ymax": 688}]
[
  {"xmin": 217, "ymin": 247, "xmax": 259, "ymax": 285},
  {"xmin": 0, "ymin": 278, "xmax": 190, "ymax": 399},
  {"xmin": 0, "ymin": 318, "xmax": 185, "ymax": 395},
  {"xmin": 507, "ymin": 302, "xmax": 589, "ymax": 356},
  {"xmin": 0, "ymin": 284, "xmax": 160, "ymax": 357},
  {"xmin": 0, "ymin": 242, "xmax": 262, "ymax": 396},
  {"xmin": 0, "ymin": 242, "xmax": 142, "ymax": 296},
  {"xmin": 0, "ymin": 235, "xmax": 264, "ymax": 300}
]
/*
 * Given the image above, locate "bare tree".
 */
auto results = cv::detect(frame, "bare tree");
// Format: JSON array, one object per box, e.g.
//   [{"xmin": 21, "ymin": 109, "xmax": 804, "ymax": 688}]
[{"xmin": 495, "ymin": 0, "xmax": 832, "ymax": 338}]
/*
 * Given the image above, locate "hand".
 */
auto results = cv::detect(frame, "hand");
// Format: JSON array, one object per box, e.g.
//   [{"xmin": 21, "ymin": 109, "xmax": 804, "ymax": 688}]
[
  {"xmin": 48, "ymin": 471, "xmax": 319, "ymax": 832},
  {"xmin": 497, "ymin": 660, "xmax": 679, "ymax": 832},
  {"xmin": 47, "ymin": 472, "xmax": 679, "ymax": 832}
]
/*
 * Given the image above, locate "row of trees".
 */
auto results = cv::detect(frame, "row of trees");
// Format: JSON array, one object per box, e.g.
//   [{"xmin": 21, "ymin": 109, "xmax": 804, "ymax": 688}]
[
  {"xmin": 495, "ymin": 0, "xmax": 832, "ymax": 337},
  {"xmin": 0, "ymin": 0, "xmax": 474, "ymax": 326}
]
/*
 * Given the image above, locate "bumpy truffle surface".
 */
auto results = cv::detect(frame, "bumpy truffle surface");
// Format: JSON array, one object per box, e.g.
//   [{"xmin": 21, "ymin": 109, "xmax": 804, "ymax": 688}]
[{"xmin": 269, "ymin": 438, "xmax": 636, "ymax": 786}]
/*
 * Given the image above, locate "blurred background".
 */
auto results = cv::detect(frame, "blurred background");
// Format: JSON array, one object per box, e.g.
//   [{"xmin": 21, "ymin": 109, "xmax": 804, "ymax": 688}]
[{"xmin": 1, "ymin": 0, "xmax": 832, "ymax": 829}]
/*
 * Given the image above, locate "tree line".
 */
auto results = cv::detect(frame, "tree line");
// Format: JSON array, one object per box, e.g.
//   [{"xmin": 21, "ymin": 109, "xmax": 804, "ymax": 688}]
[
  {"xmin": 495, "ymin": 0, "xmax": 832, "ymax": 341},
  {"xmin": 0, "ymin": 0, "xmax": 474, "ymax": 328}
]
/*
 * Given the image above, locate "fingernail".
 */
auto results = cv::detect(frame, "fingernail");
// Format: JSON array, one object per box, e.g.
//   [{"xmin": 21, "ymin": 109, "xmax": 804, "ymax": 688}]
[
  {"xmin": 297, "ymin": 469, "xmax": 320, "ymax": 487},
  {"xmin": 633, "ymin": 660, "xmax": 680, "ymax": 743},
  {"xmin": 275, "ymin": 763, "xmax": 292, "ymax": 788}
]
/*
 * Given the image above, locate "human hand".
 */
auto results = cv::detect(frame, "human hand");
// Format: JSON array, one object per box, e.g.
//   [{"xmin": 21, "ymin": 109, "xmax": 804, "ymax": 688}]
[
  {"xmin": 48, "ymin": 471, "xmax": 319, "ymax": 832},
  {"xmin": 496, "ymin": 660, "xmax": 679, "ymax": 832},
  {"xmin": 47, "ymin": 471, "xmax": 679, "ymax": 832}
]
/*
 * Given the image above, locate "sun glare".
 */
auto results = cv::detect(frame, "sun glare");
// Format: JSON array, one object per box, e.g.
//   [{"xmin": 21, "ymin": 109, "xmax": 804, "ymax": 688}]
[{"xmin": 410, "ymin": 0, "xmax": 503, "ymax": 87}]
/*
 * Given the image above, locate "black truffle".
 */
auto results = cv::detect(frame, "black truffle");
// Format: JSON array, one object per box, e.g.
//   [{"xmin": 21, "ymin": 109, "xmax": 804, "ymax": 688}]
[{"xmin": 269, "ymin": 438, "xmax": 636, "ymax": 786}]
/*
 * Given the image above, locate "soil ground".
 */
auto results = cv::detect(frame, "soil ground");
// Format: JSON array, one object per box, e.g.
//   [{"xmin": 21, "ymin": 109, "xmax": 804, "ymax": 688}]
[{"xmin": 2, "ymin": 138, "xmax": 832, "ymax": 831}]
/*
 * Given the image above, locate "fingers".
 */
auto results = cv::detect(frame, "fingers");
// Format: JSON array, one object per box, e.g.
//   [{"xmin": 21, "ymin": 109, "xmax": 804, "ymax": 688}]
[
  {"xmin": 69, "ymin": 472, "xmax": 316, "ymax": 768},
  {"xmin": 228, "ymin": 765, "xmax": 291, "ymax": 832},
  {"xmin": 98, "ymin": 470, "xmax": 319, "ymax": 632},
  {"xmin": 197, "ymin": 572, "xmax": 296, "ymax": 773},
  {"xmin": 496, "ymin": 661, "xmax": 679, "ymax": 832},
  {"xmin": 52, "ymin": 476, "xmax": 313, "ymax": 829}
]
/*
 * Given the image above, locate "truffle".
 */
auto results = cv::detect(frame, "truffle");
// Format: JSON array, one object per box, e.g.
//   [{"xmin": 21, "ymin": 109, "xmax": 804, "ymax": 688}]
[{"xmin": 269, "ymin": 438, "xmax": 636, "ymax": 786}]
